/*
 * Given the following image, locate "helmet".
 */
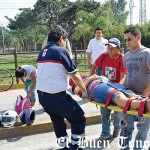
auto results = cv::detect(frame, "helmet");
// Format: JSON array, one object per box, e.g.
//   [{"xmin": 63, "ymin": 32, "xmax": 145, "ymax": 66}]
[
  {"xmin": 0, "ymin": 110, "xmax": 19, "ymax": 127},
  {"xmin": 15, "ymin": 95, "xmax": 31, "ymax": 115},
  {"xmin": 19, "ymin": 108, "xmax": 36, "ymax": 125}
]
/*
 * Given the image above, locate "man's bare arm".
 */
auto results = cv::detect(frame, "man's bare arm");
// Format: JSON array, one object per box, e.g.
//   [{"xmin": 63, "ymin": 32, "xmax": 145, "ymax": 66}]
[
  {"xmin": 20, "ymin": 78, "xmax": 25, "ymax": 85},
  {"xmin": 119, "ymin": 73, "xmax": 127, "ymax": 85},
  {"xmin": 87, "ymin": 52, "xmax": 92, "ymax": 69},
  {"xmin": 74, "ymin": 74, "xmax": 103, "ymax": 96},
  {"xmin": 27, "ymin": 71, "xmax": 36, "ymax": 97},
  {"xmin": 42, "ymin": 39, "xmax": 47, "ymax": 49},
  {"xmin": 143, "ymin": 82, "xmax": 150, "ymax": 97},
  {"xmin": 90, "ymin": 63, "xmax": 97, "ymax": 76}
]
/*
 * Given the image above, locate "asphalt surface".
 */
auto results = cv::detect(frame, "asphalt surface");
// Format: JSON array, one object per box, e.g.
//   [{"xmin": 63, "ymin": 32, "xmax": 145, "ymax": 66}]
[
  {"xmin": 1, "ymin": 123, "xmax": 150, "ymax": 150},
  {"xmin": 0, "ymin": 123, "xmax": 139, "ymax": 150}
]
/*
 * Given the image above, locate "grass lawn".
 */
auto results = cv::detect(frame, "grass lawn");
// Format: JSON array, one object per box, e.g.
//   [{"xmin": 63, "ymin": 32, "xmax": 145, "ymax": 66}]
[{"xmin": 0, "ymin": 54, "xmax": 89, "ymax": 84}]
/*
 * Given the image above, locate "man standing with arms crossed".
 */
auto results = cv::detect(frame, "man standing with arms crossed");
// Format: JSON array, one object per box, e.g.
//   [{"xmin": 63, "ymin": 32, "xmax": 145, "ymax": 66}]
[
  {"xmin": 86, "ymin": 27, "xmax": 108, "ymax": 75},
  {"xmin": 120, "ymin": 27, "xmax": 150, "ymax": 150}
]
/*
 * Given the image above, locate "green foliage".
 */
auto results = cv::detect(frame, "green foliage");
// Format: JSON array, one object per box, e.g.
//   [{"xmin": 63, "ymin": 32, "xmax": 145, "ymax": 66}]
[
  {"xmin": 0, "ymin": 0, "xmax": 150, "ymax": 50},
  {"xmin": 107, "ymin": 0, "xmax": 129, "ymax": 25},
  {"xmin": 134, "ymin": 24, "xmax": 150, "ymax": 46},
  {"xmin": 7, "ymin": 8, "xmax": 37, "ymax": 30},
  {"xmin": 33, "ymin": 0, "xmax": 71, "ymax": 28}
]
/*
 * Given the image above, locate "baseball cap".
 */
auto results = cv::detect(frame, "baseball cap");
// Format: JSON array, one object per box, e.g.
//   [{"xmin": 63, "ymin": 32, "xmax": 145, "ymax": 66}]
[{"xmin": 106, "ymin": 38, "xmax": 120, "ymax": 47}]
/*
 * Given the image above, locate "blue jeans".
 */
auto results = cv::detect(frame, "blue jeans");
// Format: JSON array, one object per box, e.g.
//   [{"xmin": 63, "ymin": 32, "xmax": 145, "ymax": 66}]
[
  {"xmin": 92, "ymin": 82, "xmax": 119, "ymax": 105},
  {"xmin": 100, "ymin": 106, "xmax": 122, "ymax": 137},
  {"xmin": 120, "ymin": 114, "xmax": 150, "ymax": 150}
]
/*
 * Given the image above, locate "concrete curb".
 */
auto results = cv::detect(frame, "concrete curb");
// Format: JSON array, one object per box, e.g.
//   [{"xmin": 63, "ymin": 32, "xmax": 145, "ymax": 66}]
[
  {"xmin": 0, "ymin": 114, "xmax": 114, "ymax": 139},
  {"xmin": 11, "ymin": 84, "xmax": 24, "ymax": 89},
  {"xmin": 0, "ymin": 84, "xmax": 24, "ymax": 91}
]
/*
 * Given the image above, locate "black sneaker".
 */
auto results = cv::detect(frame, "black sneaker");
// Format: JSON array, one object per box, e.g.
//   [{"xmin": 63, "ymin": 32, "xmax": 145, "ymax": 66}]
[{"xmin": 113, "ymin": 130, "xmax": 119, "ymax": 138}]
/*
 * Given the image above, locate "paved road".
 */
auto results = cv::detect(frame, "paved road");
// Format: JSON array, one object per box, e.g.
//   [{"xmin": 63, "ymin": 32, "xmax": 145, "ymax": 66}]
[
  {"xmin": 0, "ymin": 123, "xmax": 140, "ymax": 150},
  {"xmin": 1, "ymin": 122, "xmax": 150, "ymax": 150}
]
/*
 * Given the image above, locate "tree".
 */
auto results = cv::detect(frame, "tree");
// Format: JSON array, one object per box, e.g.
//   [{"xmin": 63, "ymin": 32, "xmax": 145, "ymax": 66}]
[
  {"xmin": 107, "ymin": 0, "xmax": 129, "ymax": 25},
  {"xmin": 7, "ymin": 8, "xmax": 36, "ymax": 30},
  {"xmin": 138, "ymin": 23, "xmax": 150, "ymax": 47},
  {"xmin": 74, "ymin": 2, "xmax": 113, "ymax": 49},
  {"xmin": 33, "ymin": 0, "xmax": 71, "ymax": 29}
]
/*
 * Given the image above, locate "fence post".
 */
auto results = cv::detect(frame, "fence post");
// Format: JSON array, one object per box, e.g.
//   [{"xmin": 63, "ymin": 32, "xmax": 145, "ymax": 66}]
[
  {"xmin": 84, "ymin": 49, "xmax": 87, "ymax": 70},
  {"xmin": 14, "ymin": 49, "xmax": 19, "ymax": 83},
  {"xmin": 74, "ymin": 47, "xmax": 78, "ymax": 67}
]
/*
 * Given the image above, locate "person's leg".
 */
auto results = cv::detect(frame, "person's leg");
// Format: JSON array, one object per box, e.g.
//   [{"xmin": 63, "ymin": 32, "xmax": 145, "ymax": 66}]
[
  {"xmin": 39, "ymin": 92, "xmax": 86, "ymax": 150},
  {"xmin": 134, "ymin": 118, "xmax": 150, "ymax": 150},
  {"xmin": 92, "ymin": 82, "xmax": 150, "ymax": 112},
  {"xmin": 38, "ymin": 94, "xmax": 69, "ymax": 149},
  {"xmin": 64, "ymin": 94, "xmax": 86, "ymax": 150},
  {"xmin": 113, "ymin": 111, "xmax": 122, "ymax": 138},
  {"xmin": 47, "ymin": 110, "xmax": 69, "ymax": 149},
  {"xmin": 120, "ymin": 114, "xmax": 135, "ymax": 150},
  {"xmin": 99, "ymin": 106, "xmax": 112, "ymax": 140}
]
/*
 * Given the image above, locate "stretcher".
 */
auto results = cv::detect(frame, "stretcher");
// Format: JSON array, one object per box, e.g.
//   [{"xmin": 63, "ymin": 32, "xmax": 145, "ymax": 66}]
[{"xmin": 84, "ymin": 98, "xmax": 150, "ymax": 118}]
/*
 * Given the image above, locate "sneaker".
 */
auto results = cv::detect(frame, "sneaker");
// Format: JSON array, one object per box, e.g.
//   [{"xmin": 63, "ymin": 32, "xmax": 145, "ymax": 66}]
[
  {"xmin": 97, "ymin": 135, "xmax": 112, "ymax": 142},
  {"xmin": 113, "ymin": 130, "xmax": 119, "ymax": 138}
]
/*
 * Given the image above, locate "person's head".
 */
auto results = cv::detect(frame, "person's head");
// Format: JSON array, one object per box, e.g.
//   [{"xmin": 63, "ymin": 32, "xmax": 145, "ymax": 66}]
[
  {"xmin": 124, "ymin": 27, "xmax": 141, "ymax": 51},
  {"xmin": 105, "ymin": 38, "xmax": 121, "ymax": 58},
  {"xmin": 48, "ymin": 25, "xmax": 68, "ymax": 48},
  {"xmin": 15, "ymin": 67, "xmax": 26, "ymax": 78},
  {"xmin": 95, "ymin": 27, "xmax": 103, "ymax": 40}
]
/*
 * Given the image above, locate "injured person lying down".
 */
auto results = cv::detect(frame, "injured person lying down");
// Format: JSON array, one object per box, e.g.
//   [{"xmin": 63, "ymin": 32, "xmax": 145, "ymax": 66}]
[{"xmin": 69, "ymin": 74, "xmax": 150, "ymax": 117}]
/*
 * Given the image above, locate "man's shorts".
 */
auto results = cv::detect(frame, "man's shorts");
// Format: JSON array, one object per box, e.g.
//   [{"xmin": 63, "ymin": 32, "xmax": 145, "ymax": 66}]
[{"xmin": 92, "ymin": 82, "xmax": 119, "ymax": 105}]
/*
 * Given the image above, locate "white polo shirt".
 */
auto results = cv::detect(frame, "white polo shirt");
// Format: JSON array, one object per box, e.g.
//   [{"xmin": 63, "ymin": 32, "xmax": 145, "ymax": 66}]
[{"xmin": 86, "ymin": 38, "xmax": 108, "ymax": 64}]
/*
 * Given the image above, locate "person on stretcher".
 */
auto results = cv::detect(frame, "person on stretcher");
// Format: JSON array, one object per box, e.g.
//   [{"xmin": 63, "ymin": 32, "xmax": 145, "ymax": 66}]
[{"xmin": 70, "ymin": 74, "xmax": 150, "ymax": 116}]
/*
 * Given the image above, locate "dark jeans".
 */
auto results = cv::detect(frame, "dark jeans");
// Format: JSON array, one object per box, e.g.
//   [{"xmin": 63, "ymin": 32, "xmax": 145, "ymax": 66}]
[{"xmin": 38, "ymin": 91, "xmax": 86, "ymax": 149}]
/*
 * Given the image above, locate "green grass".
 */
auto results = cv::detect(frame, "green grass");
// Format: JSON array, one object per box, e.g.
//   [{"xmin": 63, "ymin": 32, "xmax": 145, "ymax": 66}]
[
  {"xmin": 0, "ymin": 55, "xmax": 89, "ymax": 84},
  {"xmin": 0, "ymin": 56, "xmax": 37, "ymax": 69}
]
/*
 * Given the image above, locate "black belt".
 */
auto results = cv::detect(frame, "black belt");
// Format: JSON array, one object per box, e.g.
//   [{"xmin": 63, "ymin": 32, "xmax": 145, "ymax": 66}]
[{"xmin": 37, "ymin": 90, "xmax": 66, "ymax": 96}]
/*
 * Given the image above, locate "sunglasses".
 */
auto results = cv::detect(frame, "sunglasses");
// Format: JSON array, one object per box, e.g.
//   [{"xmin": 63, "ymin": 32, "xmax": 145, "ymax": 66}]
[{"xmin": 124, "ymin": 38, "xmax": 131, "ymax": 42}]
